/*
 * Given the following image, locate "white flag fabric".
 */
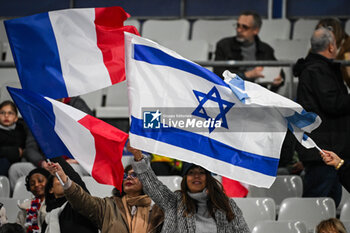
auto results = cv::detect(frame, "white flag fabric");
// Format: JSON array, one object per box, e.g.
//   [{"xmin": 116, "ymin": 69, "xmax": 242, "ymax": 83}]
[{"xmin": 125, "ymin": 32, "xmax": 321, "ymax": 188}]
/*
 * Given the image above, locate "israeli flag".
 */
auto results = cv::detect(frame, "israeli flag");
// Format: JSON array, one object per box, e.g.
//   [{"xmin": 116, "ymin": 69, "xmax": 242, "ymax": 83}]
[{"xmin": 125, "ymin": 32, "xmax": 321, "ymax": 188}]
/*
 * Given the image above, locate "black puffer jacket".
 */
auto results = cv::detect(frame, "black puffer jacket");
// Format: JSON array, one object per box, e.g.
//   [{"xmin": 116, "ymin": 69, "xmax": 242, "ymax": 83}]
[{"xmin": 294, "ymin": 52, "xmax": 350, "ymax": 165}]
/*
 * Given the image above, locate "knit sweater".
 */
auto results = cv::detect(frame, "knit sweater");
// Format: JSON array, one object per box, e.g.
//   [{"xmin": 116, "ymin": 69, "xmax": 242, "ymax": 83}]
[{"xmin": 132, "ymin": 157, "xmax": 250, "ymax": 233}]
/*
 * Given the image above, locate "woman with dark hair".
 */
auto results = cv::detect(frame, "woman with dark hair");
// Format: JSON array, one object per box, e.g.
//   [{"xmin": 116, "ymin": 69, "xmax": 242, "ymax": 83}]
[
  {"xmin": 41, "ymin": 156, "xmax": 98, "ymax": 233},
  {"xmin": 128, "ymin": 144, "xmax": 250, "ymax": 233},
  {"xmin": 17, "ymin": 167, "xmax": 50, "ymax": 233},
  {"xmin": 47, "ymin": 162, "xmax": 164, "ymax": 233}
]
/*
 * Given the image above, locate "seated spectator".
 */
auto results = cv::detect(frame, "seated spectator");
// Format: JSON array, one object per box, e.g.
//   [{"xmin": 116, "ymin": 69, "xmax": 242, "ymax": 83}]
[
  {"xmin": 316, "ymin": 218, "xmax": 347, "ymax": 233},
  {"xmin": 8, "ymin": 96, "xmax": 93, "ymax": 189},
  {"xmin": 316, "ymin": 18, "xmax": 350, "ymax": 89},
  {"xmin": 42, "ymin": 156, "xmax": 98, "ymax": 233},
  {"xmin": 214, "ymin": 11, "xmax": 284, "ymax": 92},
  {"xmin": 0, "ymin": 100, "xmax": 26, "ymax": 177},
  {"xmin": 0, "ymin": 223, "xmax": 25, "ymax": 233},
  {"xmin": 47, "ymin": 162, "xmax": 164, "ymax": 233},
  {"xmin": 17, "ymin": 167, "xmax": 50, "ymax": 233},
  {"xmin": 128, "ymin": 143, "xmax": 250, "ymax": 232}
]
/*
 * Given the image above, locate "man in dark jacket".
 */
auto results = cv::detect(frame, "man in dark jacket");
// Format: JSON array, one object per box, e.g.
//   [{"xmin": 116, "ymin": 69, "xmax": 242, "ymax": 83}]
[
  {"xmin": 293, "ymin": 27, "xmax": 350, "ymax": 206},
  {"xmin": 214, "ymin": 11, "xmax": 283, "ymax": 92}
]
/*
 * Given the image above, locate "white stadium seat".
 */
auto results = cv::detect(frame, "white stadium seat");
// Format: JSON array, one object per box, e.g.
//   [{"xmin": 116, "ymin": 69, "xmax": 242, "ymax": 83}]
[
  {"xmin": 142, "ymin": 19, "xmax": 190, "ymax": 43},
  {"xmin": 232, "ymin": 197, "xmax": 276, "ymax": 230},
  {"xmin": 12, "ymin": 176, "xmax": 33, "ymax": 200},
  {"xmin": 82, "ymin": 176, "xmax": 115, "ymax": 198},
  {"xmin": 252, "ymin": 220, "xmax": 308, "ymax": 233},
  {"xmin": 192, "ymin": 19, "xmax": 236, "ymax": 55},
  {"xmin": 259, "ymin": 19, "xmax": 291, "ymax": 44},
  {"xmin": 278, "ymin": 197, "xmax": 336, "ymax": 232},
  {"xmin": 0, "ymin": 176, "xmax": 10, "ymax": 198},
  {"xmin": 292, "ymin": 19, "xmax": 318, "ymax": 40}
]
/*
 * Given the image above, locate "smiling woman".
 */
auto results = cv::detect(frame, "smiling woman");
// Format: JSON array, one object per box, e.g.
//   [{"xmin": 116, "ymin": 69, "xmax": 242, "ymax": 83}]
[{"xmin": 128, "ymin": 142, "xmax": 250, "ymax": 233}]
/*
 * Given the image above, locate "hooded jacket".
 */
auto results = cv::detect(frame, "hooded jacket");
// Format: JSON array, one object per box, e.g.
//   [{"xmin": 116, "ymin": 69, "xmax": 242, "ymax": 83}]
[{"xmin": 293, "ymin": 52, "xmax": 350, "ymax": 164}]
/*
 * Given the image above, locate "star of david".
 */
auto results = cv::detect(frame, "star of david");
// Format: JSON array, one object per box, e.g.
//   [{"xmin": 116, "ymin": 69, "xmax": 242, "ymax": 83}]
[{"xmin": 192, "ymin": 86, "xmax": 234, "ymax": 133}]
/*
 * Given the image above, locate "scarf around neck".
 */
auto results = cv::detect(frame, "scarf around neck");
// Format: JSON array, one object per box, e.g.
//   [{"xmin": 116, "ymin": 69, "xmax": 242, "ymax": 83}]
[
  {"xmin": 122, "ymin": 195, "xmax": 152, "ymax": 233},
  {"xmin": 25, "ymin": 198, "xmax": 42, "ymax": 233}
]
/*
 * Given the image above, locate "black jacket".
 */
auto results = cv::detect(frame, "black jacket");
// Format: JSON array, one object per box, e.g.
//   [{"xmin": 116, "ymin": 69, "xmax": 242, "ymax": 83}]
[
  {"xmin": 214, "ymin": 35, "xmax": 283, "ymax": 92},
  {"xmin": 0, "ymin": 121, "xmax": 26, "ymax": 163},
  {"xmin": 294, "ymin": 53, "xmax": 350, "ymax": 165},
  {"xmin": 214, "ymin": 35, "xmax": 276, "ymax": 78},
  {"xmin": 339, "ymin": 161, "xmax": 350, "ymax": 193},
  {"xmin": 42, "ymin": 156, "xmax": 98, "ymax": 233}
]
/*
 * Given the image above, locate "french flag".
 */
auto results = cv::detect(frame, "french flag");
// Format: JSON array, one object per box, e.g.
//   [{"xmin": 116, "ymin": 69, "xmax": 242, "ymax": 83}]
[
  {"xmin": 5, "ymin": 7, "xmax": 139, "ymax": 99},
  {"xmin": 8, "ymin": 87, "xmax": 128, "ymax": 190}
]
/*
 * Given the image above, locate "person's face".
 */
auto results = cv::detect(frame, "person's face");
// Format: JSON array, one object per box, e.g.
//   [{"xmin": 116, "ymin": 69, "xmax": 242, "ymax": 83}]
[
  {"xmin": 330, "ymin": 32, "xmax": 338, "ymax": 59},
  {"xmin": 0, "ymin": 105, "xmax": 17, "ymax": 127},
  {"xmin": 123, "ymin": 169, "xmax": 143, "ymax": 196},
  {"xmin": 50, "ymin": 177, "xmax": 65, "ymax": 198},
  {"xmin": 186, "ymin": 167, "xmax": 207, "ymax": 193},
  {"xmin": 236, "ymin": 15, "xmax": 259, "ymax": 43},
  {"xmin": 29, "ymin": 173, "xmax": 47, "ymax": 198}
]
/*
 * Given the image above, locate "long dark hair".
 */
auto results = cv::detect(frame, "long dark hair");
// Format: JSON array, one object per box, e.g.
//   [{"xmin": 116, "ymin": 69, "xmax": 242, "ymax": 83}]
[{"xmin": 179, "ymin": 167, "xmax": 235, "ymax": 222}]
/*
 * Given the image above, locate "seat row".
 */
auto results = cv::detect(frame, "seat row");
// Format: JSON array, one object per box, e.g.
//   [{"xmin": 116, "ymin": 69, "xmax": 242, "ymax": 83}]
[{"xmin": 1, "ymin": 195, "xmax": 348, "ymax": 233}]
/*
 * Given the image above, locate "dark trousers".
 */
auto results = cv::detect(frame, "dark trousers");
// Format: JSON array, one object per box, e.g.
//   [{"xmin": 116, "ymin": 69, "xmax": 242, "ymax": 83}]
[
  {"xmin": 303, "ymin": 163, "xmax": 342, "ymax": 207},
  {"xmin": 0, "ymin": 158, "xmax": 11, "ymax": 176}
]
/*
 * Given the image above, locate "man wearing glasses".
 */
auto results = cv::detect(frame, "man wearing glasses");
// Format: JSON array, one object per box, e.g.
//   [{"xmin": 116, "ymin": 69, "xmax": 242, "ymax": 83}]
[{"xmin": 214, "ymin": 11, "xmax": 283, "ymax": 92}]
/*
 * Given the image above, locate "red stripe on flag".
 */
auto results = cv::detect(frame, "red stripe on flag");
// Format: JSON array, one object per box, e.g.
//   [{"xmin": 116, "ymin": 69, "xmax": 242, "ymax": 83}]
[
  {"xmin": 78, "ymin": 115, "xmax": 128, "ymax": 191},
  {"xmin": 95, "ymin": 7, "xmax": 140, "ymax": 84},
  {"xmin": 222, "ymin": 176, "xmax": 248, "ymax": 198}
]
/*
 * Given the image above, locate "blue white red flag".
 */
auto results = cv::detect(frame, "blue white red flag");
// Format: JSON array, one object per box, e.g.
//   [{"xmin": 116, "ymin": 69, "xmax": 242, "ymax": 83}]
[
  {"xmin": 8, "ymin": 87, "xmax": 128, "ymax": 190},
  {"xmin": 5, "ymin": 7, "xmax": 139, "ymax": 99},
  {"xmin": 125, "ymin": 33, "xmax": 321, "ymax": 188}
]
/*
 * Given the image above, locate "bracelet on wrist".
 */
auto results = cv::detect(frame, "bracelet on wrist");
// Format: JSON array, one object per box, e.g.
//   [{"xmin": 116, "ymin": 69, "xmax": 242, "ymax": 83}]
[
  {"xmin": 336, "ymin": 159, "xmax": 344, "ymax": 170},
  {"xmin": 134, "ymin": 154, "xmax": 143, "ymax": 161}
]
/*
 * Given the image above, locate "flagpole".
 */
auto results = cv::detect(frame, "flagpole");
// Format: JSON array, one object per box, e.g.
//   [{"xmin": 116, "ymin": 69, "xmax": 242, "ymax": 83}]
[{"xmin": 46, "ymin": 159, "xmax": 65, "ymax": 186}]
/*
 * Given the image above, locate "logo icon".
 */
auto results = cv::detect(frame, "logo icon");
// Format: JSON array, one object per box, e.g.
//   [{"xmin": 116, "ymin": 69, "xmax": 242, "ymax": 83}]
[{"xmin": 143, "ymin": 110, "xmax": 161, "ymax": 129}]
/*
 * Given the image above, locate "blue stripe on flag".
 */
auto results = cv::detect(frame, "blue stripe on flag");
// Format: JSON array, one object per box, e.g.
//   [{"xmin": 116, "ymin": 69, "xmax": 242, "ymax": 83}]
[
  {"xmin": 133, "ymin": 44, "xmax": 228, "ymax": 87},
  {"xmin": 285, "ymin": 109, "xmax": 318, "ymax": 129},
  {"xmin": 8, "ymin": 87, "xmax": 73, "ymax": 159},
  {"xmin": 5, "ymin": 13, "xmax": 68, "ymax": 98},
  {"xmin": 130, "ymin": 116, "xmax": 279, "ymax": 176}
]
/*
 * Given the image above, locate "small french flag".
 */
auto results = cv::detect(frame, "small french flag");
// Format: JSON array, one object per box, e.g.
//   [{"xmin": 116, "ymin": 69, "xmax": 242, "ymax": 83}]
[
  {"xmin": 8, "ymin": 87, "xmax": 128, "ymax": 190},
  {"xmin": 5, "ymin": 7, "xmax": 139, "ymax": 99}
]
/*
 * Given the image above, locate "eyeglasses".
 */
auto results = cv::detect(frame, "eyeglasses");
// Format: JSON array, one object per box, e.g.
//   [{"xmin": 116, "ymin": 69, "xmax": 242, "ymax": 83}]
[
  {"xmin": 236, "ymin": 23, "xmax": 252, "ymax": 31},
  {"xmin": 0, "ymin": 111, "xmax": 16, "ymax": 116},
  {"xmin": 123, "ymin": 172, "xmax": 137, "ymax": 180}
]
